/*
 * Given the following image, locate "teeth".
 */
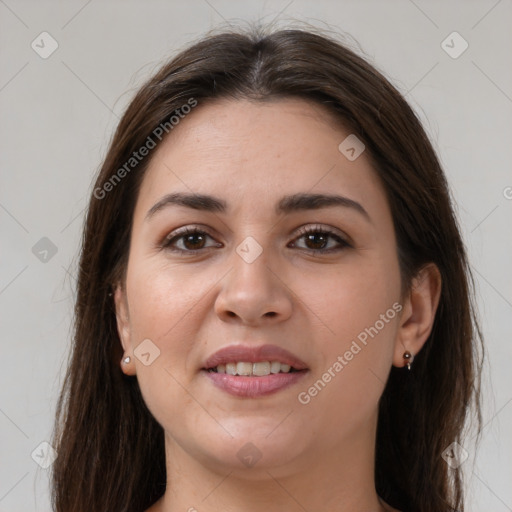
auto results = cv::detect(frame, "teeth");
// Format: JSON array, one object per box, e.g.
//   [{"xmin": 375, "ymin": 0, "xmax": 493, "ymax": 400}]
[
  {"xmin": 236, "ymin": 362, "xmax": 253, "ymax": 376},
  {"xmin": 253, "ymin": 361, "xmax": 271, "ymax": 376},
  {"xmin": 212, "ymin": 360, "xmax": 295, "ymax": 376},
  {"xmin": 270, "ymin": 361, "xmax": 281, "ymax": 374}
]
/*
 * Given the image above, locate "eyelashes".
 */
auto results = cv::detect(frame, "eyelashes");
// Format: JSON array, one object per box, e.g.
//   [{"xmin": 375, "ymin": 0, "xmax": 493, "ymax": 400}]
[
  {"xmin": 290, "ymin": 225, "xmax": 350, "ymax": 252},
  {"xmin": 161, "ymin": 227, "xmax": 222, "ymax": 253},
  {"xmin": 160, "ymin": 224, "xmax": 351, "ymax": 256}
]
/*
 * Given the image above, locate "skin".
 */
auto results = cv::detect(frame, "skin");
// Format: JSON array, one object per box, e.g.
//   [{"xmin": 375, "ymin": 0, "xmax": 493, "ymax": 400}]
[{"xmin": 114, "ymin": 98, "xmax": 441, "ymax": 512}]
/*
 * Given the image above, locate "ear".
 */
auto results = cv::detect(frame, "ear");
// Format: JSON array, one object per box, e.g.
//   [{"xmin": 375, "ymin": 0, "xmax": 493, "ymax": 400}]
[
  {"xmin": 114, "ymin": 283, "xmax": 136, "ymax": 376},
  {"xmin": 393, "ymin": 263, "xmax": 442, "ymax": 368}
]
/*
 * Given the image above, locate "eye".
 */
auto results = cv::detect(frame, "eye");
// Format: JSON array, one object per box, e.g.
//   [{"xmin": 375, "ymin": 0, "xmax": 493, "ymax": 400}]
[
  {"xmin": 161, "ymin": 227, "xmax": 222, "ymax": 254},
  {"xmin": 289, "ymin": 225, "xmax": 350, "ymax": 253},
  {"xmin": 160, "ymin": 224, "xmax": 350, "ymax": 255}
]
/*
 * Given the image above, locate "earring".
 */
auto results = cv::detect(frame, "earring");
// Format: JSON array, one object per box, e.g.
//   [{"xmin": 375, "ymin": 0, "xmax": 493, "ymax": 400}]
[
  {"xmin": 122, "ymin": 356, "xmax": 131, "ymax": 364},
  {"xmin": 403, "ymin": 351, "xmax": 414, "ymax": 370}
]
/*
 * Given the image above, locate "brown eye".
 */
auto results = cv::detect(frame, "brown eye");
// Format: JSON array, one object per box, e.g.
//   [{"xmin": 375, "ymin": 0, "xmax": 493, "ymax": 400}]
[
  {"xmin": 181, "ymin": 232, "xmax": 207, "ymax": 250},
  {"xmin": 162, "ymin": 228, "xmax": 221, "ymax": 254},
  {"xmin": 291, "ymin": 226, "xmax": 350, "ymax": 253},
  {"xmin": 304, "ymin": 232, "xmax": 330, "ymax": 250}
]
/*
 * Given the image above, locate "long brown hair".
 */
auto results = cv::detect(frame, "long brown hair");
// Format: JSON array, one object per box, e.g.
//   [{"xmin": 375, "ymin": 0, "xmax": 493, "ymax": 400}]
[{"xmin": 50, "ymin": 24, "xmax": 483, "ymax": 512}]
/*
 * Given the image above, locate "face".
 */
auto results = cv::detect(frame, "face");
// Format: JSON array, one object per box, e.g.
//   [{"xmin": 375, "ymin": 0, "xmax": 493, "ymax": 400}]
[{"xmin": 115, "ymin": 98, "xmax": 404, "ymax": 476}]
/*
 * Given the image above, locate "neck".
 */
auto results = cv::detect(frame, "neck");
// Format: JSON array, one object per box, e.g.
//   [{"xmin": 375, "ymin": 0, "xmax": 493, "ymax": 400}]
[{"xmin": 149, "ymin": 413, "xmax": 390, "ymax": 512}]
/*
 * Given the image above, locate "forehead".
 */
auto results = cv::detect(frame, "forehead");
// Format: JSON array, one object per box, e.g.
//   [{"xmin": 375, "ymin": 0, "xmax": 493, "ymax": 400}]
[{"xmin": 135, "ymin": 98, "xmax": 387, "ymax": 220}]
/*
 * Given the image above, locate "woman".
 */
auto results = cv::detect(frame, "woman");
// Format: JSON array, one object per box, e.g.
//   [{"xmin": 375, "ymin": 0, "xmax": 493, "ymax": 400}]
[{"xmin": 51, "ymin": 25, "xmax": 483, "ymax": 512}]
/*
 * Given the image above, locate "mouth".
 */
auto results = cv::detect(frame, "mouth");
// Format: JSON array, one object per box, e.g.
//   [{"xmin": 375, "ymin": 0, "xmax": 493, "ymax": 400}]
[
  {"xmin": 201, "ymin": 344, "xmax": 309, "ymax": 398},
  {"xmin": 204, "ymin": 361, "xmax": 303, "ymax": 376}
]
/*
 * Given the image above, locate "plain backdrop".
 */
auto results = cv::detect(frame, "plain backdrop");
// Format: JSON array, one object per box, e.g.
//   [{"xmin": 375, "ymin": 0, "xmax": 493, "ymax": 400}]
[{"xmin": 1, "ymin": 1, "xmax": 511, "ymax": 511}]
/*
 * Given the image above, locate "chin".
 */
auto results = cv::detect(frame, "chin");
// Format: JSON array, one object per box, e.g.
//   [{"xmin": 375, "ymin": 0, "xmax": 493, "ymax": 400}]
[{"xmin": 194, "ymin": 422, "xmax": 310, "ymax": 475}]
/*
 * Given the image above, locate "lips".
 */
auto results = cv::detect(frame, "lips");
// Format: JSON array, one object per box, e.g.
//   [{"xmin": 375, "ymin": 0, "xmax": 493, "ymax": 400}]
[
  {"xmin": 201, "ymin": 344, "xmax": 309, "ymax": 398},
  {"xmin": 202, "ymin": 344, "xmax": 308, "ymax": 371}
]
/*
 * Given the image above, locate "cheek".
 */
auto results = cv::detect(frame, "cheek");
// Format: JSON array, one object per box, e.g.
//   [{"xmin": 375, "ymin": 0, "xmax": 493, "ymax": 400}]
[
  {"xmin": 124, "ymin": 264, "xmax": 205, "ymax": 432},
  {"xmin": 125, "ymin": 258, "xmax": 203, "ymax": 342},
  {"xmin": 123, "ymin": 261, "xmax": 203, "ymax": 392},
  {"xmin": 294, "ymin": 256, "xmax": 400, "ymax": 419},
  {"xmin": 302, "ymin": 255, "xmax": 400, "ymax": 344}
]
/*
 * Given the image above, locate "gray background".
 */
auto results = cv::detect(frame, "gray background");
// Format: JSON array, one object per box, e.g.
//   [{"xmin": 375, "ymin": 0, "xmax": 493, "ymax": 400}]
[{"xmin": 1, "ymin": 1, "xmax": 511, "ymax": 510}]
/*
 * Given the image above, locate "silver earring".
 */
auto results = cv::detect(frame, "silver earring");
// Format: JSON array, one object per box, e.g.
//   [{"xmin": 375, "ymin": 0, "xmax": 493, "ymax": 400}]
[
  {"xmin": 403, "ymin": 351, "xmax": 414, "ymax": 370},
  {"xmin": 123, "ymin": 356, "xmax": 131, "ymax": 364}
]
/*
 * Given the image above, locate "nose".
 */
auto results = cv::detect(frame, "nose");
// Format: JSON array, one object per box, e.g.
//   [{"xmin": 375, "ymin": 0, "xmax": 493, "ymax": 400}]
[{"xmin": 214, "ymin": 244, "xmax": 293, "ymax": 326}]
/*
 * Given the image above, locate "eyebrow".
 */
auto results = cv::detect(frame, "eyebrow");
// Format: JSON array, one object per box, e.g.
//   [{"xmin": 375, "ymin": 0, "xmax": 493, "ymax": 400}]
[{"xmin": 145, "ymin": 192, "xmax": 371, "ymax": 222}]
